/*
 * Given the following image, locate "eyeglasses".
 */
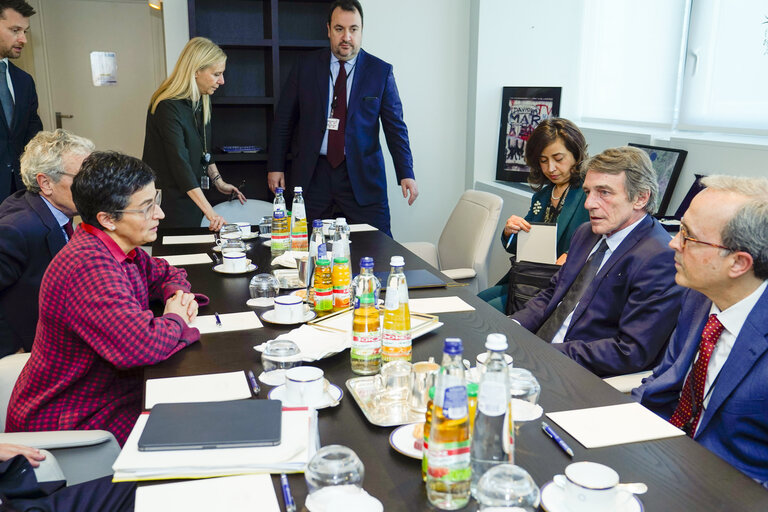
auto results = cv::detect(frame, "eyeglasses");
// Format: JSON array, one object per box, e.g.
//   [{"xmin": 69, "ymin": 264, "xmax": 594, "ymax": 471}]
[
  {"xmin": 678, "ymin": 224, "xmax": 732, "ymax": 251},
  {"xmin": 114, "ymin": 190, "xmax": 162, "ymax": 220}
]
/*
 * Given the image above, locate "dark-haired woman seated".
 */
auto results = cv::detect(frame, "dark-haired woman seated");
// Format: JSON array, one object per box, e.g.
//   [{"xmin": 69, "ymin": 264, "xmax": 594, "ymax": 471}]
[
  {"xmin": 478, "ymin": 118, "xmax": 590, "ymax": 312},
  {"xmin": 6, "ymin": 152, "xmax": 205, "ymax": 445}
]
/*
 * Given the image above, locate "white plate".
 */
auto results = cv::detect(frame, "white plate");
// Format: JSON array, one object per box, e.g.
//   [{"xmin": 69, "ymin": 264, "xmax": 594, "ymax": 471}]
[
  {"xmin": 246, "ymin": 297, "xmax": 275, "ymax": 308},
  {"xmin": 260, "ymin": 309, "xmax": 316, "ymax": 325},
  {"xmin": 259, "ymin": 232, "xmax": 272, "ymax": 239},
  {"xmin": 512, "ymin": 398, "xmax": 544, "ymax": 422},
  {"xmin": 540, "ymin": 481, "xmax": 643, "ymax": 512},
  {"xmin": 212, "ymin": 263, "xmax": 257, "ymax": 274},
  {"xmin": 258, "ymin": 369, "xmax": 287, "ymax": 386},
  {"xmin": 389, "ymin": 423, "xmax": 424, "ymax": 459},
  {"xmin": 241, "ymin": 232, "xmax": 259, "ymax": 240},
  {"xmin": 268, "ymin": 382, "xmax": 342, "ymax": 409}
]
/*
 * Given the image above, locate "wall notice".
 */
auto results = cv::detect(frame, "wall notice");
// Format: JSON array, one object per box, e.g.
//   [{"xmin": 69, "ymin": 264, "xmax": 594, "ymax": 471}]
[{"xmin": 90, "ymin": 51, "xmax": 117, "ymax": 86}]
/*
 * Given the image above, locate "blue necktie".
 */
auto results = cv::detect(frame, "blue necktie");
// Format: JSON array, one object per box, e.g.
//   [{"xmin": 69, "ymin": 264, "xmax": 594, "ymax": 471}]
[{"xmin": 0, "ymin": 61, "xmax": 14, "ymax": 128}]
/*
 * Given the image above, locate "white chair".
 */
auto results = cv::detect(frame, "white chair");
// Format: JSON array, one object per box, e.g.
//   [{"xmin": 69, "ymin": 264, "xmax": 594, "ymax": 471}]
[
  {"xmin": 0, "ymin": 353, "xmax": 121, "ymax": 486},
  {"xmin": 200, "ymin": 199, "xmax": 273, "ymax": 227},
  {"xmin": 403, "ymin": 189, "xmax": 503, "ymax": 293}
]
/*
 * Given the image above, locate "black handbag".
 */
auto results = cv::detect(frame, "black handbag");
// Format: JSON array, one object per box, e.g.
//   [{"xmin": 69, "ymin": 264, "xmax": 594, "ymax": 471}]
[{"xmin": 504, "ymin": 257, "xmax": 561, "ymax": 315}]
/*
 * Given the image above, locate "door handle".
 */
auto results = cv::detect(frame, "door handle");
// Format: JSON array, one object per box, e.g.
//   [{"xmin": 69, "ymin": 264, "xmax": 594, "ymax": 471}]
[{"xmin": 55, "ymin": 112, "xmax": 74, "ymax": 129}]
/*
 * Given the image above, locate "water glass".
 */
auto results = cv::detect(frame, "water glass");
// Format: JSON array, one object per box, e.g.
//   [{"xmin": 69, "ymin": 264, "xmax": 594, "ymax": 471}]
[
  {"xmin": 261, "ymin": 339, "xmax": 301, "ymax": 373},
  {"xmin": 259, "ymin": 216, "xmax": 272, "ymax": 236},
  {"xmin": 475, "ymin": 464, "xmax": 540, "ymax": 510},
  {"xmin": 508, "ymin": 368, "xmax": 541, "ymax": 405},
  {"xmin": 249, "ymin": 274, "xmax": 280, "ymax": 306},
  {"xmin": 305, "ymin": 445, "xmax": 364, "ymax": 495}
]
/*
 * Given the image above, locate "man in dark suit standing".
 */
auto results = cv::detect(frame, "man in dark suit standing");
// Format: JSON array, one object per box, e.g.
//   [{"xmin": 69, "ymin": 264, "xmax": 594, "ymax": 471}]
[
  {"xmin": 511, "ymin": 146, "xmax": 683, "ymax": 377},
  {"xmin": 267, "ymin": 0, "xmax": 417, "ymax": 236},
  {"xmin": 0, "ymin": 0, "xmax": 43, "ymax": 203},
  {"xmin": 0, "ymin": 129, "xmax": 94, "ymax": 357},
  {"xmin": 633, "ymin": 176, "xmax": 768, "ymax": 485}
]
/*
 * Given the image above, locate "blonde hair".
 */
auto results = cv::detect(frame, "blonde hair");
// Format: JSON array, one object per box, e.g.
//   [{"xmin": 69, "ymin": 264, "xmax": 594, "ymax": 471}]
[
  {"xmin": 21, "ymin": 129, "xmax": 95, "ymax": 193},
  {"xmin": 149, "ymin": 37, "xmax": 226, "ymax": 124}
]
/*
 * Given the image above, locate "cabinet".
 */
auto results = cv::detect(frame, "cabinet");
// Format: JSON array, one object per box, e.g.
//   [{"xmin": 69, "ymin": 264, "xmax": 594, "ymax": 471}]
[{"xmin": 187, "ymin": 0, "xmax": 328, "ymax": 203}]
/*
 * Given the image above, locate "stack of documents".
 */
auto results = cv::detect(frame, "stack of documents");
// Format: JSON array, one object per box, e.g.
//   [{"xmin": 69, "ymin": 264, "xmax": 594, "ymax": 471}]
[{"xmin": 144, "ymin": 371, "xmax": 252, "ymax": 409}]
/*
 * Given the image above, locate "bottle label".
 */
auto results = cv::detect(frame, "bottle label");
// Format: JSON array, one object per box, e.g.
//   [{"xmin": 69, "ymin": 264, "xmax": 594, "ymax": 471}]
[
  {"xmin": 314, "ymin": 287, "xmax": 333, "ymax": 311},
  {"xmin": 382, "ymin": 330, "xmax": 411, "ymax": 347},
  {"xmin": 477, "ymin": 381, "xmax": 508, "ymax": 416},
  {"xmin": 427, "ymin": 440, "xmax": 471, "ymax": 481},
  {"xmin": 442, "ymin": 385, "xmax": 468, "ymax": 420},
  {"xmin": 351, "ymin": 330, "xmax": 381, "ymax": 353},
  {"xmin": 333, "ymin": 288, "xmax": 350, "ymax": 309}
]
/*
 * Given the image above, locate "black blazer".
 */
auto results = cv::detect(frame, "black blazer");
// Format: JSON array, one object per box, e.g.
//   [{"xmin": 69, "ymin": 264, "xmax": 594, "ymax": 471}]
[
  {"xmin": 0, "ymin": 61, "xmax": 43, "ymax": 202},
  {"xmin": 0, "ymin": 191, "xmax": 67, "ymax": 356}
]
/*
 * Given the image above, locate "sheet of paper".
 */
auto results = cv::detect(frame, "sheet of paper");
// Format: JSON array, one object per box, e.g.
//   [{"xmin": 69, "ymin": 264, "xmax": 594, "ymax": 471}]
[
  {"xmin": 144, "ymin": 371, "xmax": 251, "ymax": 409},
  {"xmin": 349, "ymin": 223, "xmax": 378, "ymax": 232},
  {"xmin": 135, "ymin": 474, "xmax": 280, "ymax": 512},
  {"xmin": 163, "ymin": 234, "xmax": 215, "ymax": 245},
  {"xmin": 517, "ymin": 223, "xmax": 557, "ymax": 264},
  {"xmin": 157, "ymin": 253, "xmax": 212, "ymax": 266},
  {"xmin": 409, "ymin": 296, "xmax": 475, "ymax": 314},
  {"xmin": 546, "ymin": 402, "xmax": 685, "ymax": 449},
  {"xmin": 602, "ymin": 371, "xmax": 653, "ymax": 394},
  {"xmin": 191, "ymin": 312, "xmax": 262, "ymax": 334}
]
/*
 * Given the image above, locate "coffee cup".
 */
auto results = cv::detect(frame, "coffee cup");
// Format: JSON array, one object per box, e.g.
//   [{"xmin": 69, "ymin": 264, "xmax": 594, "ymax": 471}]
[
  {"xmin": 374, "ymin": 360, "xmax": 411, "ymax": 402},
  {"xmin": 222, "ymin": 251, "xmax": 247, "ymax": 272},
  {"xmin": 553, "ymin": 462, "xmax": 630, "ymax": 512},
  {"xmin": 285, "ymin": 366, "xmax": 325, "ymax": 406},
  {"xmin": 408, "ymin": 361, "xmax": 439, "ymax": 412},
  {"xmin": 475, "ymin": 352, "xmax": 514, "ymax": 374},
  {"xmin": 235, "ymin": 221, "xmax": 251, "ymax": 235},
  {"xmin": 274, "ymin": 295, "xmax": 304, "ymax": 323}
]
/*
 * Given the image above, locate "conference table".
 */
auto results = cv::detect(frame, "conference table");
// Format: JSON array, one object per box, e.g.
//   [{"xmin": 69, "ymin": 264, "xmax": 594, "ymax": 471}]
[{"xmin": 146, "ymin": 226, "xmax": 768, "ymax": 511}]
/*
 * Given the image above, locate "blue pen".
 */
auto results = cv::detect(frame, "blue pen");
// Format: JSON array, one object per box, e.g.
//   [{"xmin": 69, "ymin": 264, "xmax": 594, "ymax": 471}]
[
  {"xmin": 541, "ymin": 421, "xmax": 575, "ymax": 458},
  {"xmin": 280, "ymin": 473, "xmax": 296, "ymax": 512},
  {"xmin": 214, "ymin": 312, "xmax": 222, "ymax": 327},
  {"xmin": 247, "ymin": 370, "xmax": 260, "ymax": 396}
]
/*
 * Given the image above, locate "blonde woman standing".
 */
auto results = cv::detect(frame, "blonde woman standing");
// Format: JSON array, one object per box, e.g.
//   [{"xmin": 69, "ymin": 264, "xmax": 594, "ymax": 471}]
[{"xmin": 143, "ymin": 37, "xmax": 245, "ymax": 230}]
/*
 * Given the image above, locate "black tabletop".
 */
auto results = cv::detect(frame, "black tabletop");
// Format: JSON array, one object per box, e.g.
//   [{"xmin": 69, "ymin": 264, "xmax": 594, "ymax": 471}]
[{"xmin": 146, "ymin": 227, "xmax": 768, "ymax": 511}]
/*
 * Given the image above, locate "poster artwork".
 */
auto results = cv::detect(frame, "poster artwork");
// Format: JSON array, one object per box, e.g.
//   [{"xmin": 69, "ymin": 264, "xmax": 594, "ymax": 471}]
[{"xmin": 504, "ymin": 98, "xmax": 555, "ymax": 172}]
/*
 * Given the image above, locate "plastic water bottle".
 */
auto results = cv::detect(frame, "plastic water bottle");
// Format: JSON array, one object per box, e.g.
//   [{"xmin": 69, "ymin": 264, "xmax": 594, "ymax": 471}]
[
  {"xmin": 382, "ymin": 256, "xmax": 411, "ymax": 362},
  {"xmin": 309, "ymin": 219, "xmax": 326, "ymax": 261},
  {"xmin": 271, "ymin": 209, "xmax": 289, "ymax": 256},
  {"xmin": 350, "ymin": 257, "xmax": 381, "ymax": 375},
  {"xmin": 427, "ymin": 338, "xmax": 471, "ymax": 510},
  {"xmin": 332, "ymin": 217, "xmax": 350, "ymax": 264},
  {"xmin": 290, "ymin": 186, "xmax": 308, "ymax": 251},
  {"xmin": 272, "ymin": 187, "xmax": 286, "ymax": 214},
  {"xmin": 470, "ymin": 333, "xmax": 513, "ymax": 498}
]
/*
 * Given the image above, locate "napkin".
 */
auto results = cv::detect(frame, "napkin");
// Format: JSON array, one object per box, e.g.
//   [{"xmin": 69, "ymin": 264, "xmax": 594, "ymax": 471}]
[
  {"xmin": 254, "ymin": 325, "xmax": 350, "ymax": 362},
  {"xmin": 271, "ymin": 251, "xmax": 307, "ymax": 268}
]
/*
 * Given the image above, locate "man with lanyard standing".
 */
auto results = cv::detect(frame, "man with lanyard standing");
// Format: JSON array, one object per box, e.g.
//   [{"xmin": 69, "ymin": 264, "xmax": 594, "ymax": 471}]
[{"xmin": 268, "ymin": 0, "xmax": 417, "ymax": 236}]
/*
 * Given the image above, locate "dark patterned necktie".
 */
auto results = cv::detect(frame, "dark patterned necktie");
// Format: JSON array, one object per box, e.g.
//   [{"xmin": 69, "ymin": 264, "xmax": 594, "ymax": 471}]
[
  {"xmin": 0, "ymin": 61, "xmax": 14, "ymax": 128},
  {"xmin": 669, "ymin": 314, "xmax": 725, "ymax": 437},
  {"xmin": 63, "ymin": 219, "xmax": 74, "ymax": 240},
  {"xmin": 536, "ymin": 239, "xmax": 609, "ymax": 342},
  {"xmin": 326, "ymin": 61, "xmax": 347, "ymax": 168}
]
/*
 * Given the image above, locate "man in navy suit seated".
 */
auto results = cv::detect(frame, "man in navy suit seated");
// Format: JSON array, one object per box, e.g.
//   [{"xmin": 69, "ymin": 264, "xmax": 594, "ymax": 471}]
[
  {"xmin": 0, "ymin": 129, "xmax": 94, "ymax": 356},
  {"xmin": 633, "ymin": 175, "xmax": 768, "ymax": 485},
  {"xmin": 511, "ymin": 146, "xmax": 683, "ymax": 377}
]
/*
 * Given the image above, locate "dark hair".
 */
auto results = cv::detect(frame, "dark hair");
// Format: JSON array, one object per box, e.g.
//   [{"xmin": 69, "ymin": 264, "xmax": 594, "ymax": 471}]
[
  {"xmin": 0, "ymin": 0, "xmax": 35, "ymax": 18},
  {"xmin": 328, "ymin": 0, "xmax": 363, "ymax": 26},
  {"xmin": 524, "ymin": 118, "xmax": 588, "ymax": 191},
  {"xmin": 72, "ymin": 151, "xmax": 155, "ymax": 228}
]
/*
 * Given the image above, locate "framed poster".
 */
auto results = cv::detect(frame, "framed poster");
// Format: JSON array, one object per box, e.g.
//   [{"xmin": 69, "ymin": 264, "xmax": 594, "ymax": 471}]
[
  {"xmin": 496, "ymin": 86, "xmax": 561, "ymax": 183},
  {"xmin": 627, "ymin": 143, "xmax": 687, "ymax": 216}
]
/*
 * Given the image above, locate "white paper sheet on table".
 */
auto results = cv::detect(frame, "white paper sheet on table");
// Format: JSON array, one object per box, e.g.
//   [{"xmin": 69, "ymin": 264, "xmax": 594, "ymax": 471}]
[
  {"xmin": 157, "ymin": 253, "xmax": 213, "ymax": 266},
  {"xmin": 191, "ymin": 312, "xmax": 262, "ymax": 334},
  {"xmin": 545, "ymin": 402, "xmax": 685, "ymax": 449},
  {"xmin": 349, "ymin": 223, "xmax": 378, "ymax": 232},
  {"xmin": 409, "ymin": 296, "xmax": 475, "ymax": 314},
  {"xmin": 602, "ymin": 370, "xmax": 653, "ymax": 393},
  {"xmin": 517, "ymin": 223, "xmax": 557, "ymax": 264},
  {"xmin": 144, "ymin": 371, "xmax": 251, "ymax": 409},
  {"xmin": 135, "ymin": 474, "xmax": 280, "ymax": 512},
  {"xmin": 163, "ymin": 234, "xmax": 216, "ymax": 245}
]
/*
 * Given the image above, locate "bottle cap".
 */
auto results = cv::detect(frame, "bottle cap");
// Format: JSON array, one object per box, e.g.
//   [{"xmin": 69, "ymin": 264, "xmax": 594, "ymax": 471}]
[
  {"xmin": 443, "ymin": 338, "xmax": 463, "ymax": 355},
  {"xmin": 467, "ymin": 381, "xmax": 478, "ymax": 397},
  {"xmin": 336, "ymin": 217, "xmax": 347, "ymax": 225},
  {"xmin": 389, "ymin": 255, "xmax": 405, "ymax": 267},
  {"xmin": 359, "ymin": 256, "xmax": 374, "ymax": 269},
  {"xmin": 428, "ymin": 386, "xmax": 435, "ymax": 400},
  {"xmin": 294, "ymin": 186, "xmax": 303, "ymax": 192},
  {"xmin": 313, "ymin": 219, "xmax": 323, "ymax": 228},
  {"xmin": 276, "ymin": 187, "xmax": 284, "ymax": 194},
  {"xmin": 273, "ymin": 210, "xmax": 286, "ymax": 218},
  {"xmin": 316, "ymin": 258, "xmax": 330, "ymax": 266},
  {"xmin": 333, "ymin": 257, "xmax": 349, "ymax": 264},
  {"xmin": 485, "ymin": 333, "xmax": 508, "ymax": 351}
]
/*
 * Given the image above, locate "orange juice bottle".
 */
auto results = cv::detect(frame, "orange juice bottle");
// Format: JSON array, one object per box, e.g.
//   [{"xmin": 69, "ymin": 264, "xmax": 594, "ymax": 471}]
[
  {"xmin": 332, "ymin": 257, "xmax": 351, "ymax": 311},
  {"xmin": 382, "ymin": 256, "xmax": 411, "ymax": 362}
]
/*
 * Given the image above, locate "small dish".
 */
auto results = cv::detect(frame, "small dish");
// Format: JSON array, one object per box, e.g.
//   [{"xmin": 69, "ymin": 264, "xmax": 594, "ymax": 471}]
[
  {"xmin": 259, "ymin": 369, "xmax": 287, "ymax": 387},
  {"xmin": 512, "ymin": 398, "xmax": 544, "ymax": 422},
  {"xmin": 261, "ymin": 309, "xmax": 316, "ymax": 325},
  {"xmin": 259, "ymin": 232, "xmax": 272, "ymax": 239},
  {"xmin": 241, "ymin": 232, "xmax": 259, "ymax": 240},
  {"xmin": 247, "ymin": 297, "xmax": 275, "ymax": 307},
  {"xmin": 389, "ymin": 423, "xmax": 424, "ymax": 459},
  {"xmin": 212, "ymin": 263, "xmax": 258, "ymax": 274},
  {"xmin": 290, "ymin": 289, "xmax": 308, "ymax": 301},
  {"xmin": 268, "ymin": 382, "xmax": 343, "ymax": 409},
  {"xmin": 263, "ymin": 240, "xmax": 272, "ymax": 247},
  {"xmin": 540, "ymin": 481, "xmax": 643, "ymax": 512}
]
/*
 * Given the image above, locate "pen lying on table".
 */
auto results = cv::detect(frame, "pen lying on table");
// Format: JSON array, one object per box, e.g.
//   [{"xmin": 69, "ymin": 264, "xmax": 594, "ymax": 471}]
[
  {"xmin": 280, "ymin": 473, "xmax": 296, "ymax": 512},
  {"xmin": 214, "ymin": 312, "xmax": 222, "ymax": 327},
  {"xmin": 541, "ymin": 421, "xmax": 574, "ymax": 458}
]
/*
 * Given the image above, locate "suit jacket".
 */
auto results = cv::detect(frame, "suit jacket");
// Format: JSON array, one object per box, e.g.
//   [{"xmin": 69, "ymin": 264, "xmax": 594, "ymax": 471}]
[
  {"xmin": 633, "ymin": 286, "xmax": 768, "ymax": 484},
  {"xmin": 268, "ymin": 49, "xmax": 414, "ymax": 206},
  {"xmin": 511, "ymin": 215, "xmax": 683, "ymax": 377},
  {"xmin": 0, "ymin": 191, "xmax": 67, "ymax": 356},
  {"xmin": 0, "ymin": 62, "xmax": 43, "ymax": 202},
  {"xmin": 500, "ymin": 183, "xmax": 589, "ymax": 257}
]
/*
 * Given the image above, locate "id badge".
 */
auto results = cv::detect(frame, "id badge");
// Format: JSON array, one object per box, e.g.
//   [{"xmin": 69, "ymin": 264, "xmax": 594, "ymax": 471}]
[
  {"xmin": 327, "ymin": 117, "xmax": 340, "ymax": 131},
  {"xmin": 201, "ymin": 175, "xmax": 210, "ymax": 190}
]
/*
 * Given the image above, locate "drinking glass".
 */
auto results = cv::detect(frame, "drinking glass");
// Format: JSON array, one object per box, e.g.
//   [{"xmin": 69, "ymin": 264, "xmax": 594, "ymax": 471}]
[
  {"xmin": 508, "ymin": 368, "xmax": 541, "ymax": 405},
  {"xmin": 475, "ymin": 464, "xmax": 540, "ymax": 510},
  {"xmin": 305, "ymin": 445, "xmax": 364, "ymax": 495}
]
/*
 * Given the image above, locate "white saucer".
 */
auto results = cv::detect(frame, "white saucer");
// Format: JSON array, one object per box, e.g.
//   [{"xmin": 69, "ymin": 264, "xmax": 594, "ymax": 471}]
[
  {"xmin": 259, "ymin": 232, "xmax": 272, "ymax": 239},
  {"xmin": 268, "ymin": 382, "xmax": 342, "ymax": 409},
  {"xmin": 241, "ymin": 232, "xmax": 258, "ymax": 240},
  {"xmin": 512, "ymin": 398, "xmax": 544, "ymax": 422},
  {"xmin": 389, "ymin": 423, "xmax": 423, "ymax": 459},
  {"xmin": 212, "ymin": 263, "xmax": 257, "ymax": 274},
  {"xmin": 260, "ymin": 309, "xmax": 316, "ymax": 325},
  {"xmin": 540, "ymin": 481, "xmax": 643, "ymax": 512},
  {"xmin": 263, "ymin": 240, "xmax": 272, "ymax": 247},
  {"xmin": 258, "ymin": 369, "xmax": 287, "ymax": 387},
  {"xmin": 246, "ymin": 297, "xmax": 275, "ymax": 308}
]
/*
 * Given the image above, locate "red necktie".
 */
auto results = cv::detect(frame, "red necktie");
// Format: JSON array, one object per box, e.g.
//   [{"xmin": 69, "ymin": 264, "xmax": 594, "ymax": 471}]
[
  {"xmin": 669, "ymin": 314, "xmax": 725, "ymax": 436},
  {"xmin": 326, "ymin": 61, "xmax": 347, "ymax": 168},
  {"xmin": 63, "ymin": 219, "xmax": 74, "ymax": 240}
]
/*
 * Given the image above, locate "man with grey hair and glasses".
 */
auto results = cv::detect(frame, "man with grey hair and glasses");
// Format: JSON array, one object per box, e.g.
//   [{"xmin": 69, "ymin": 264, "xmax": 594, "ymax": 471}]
[
  {"xmin": 633, "ymin": 175, "xmax": 768, "ymax": 486},
  {"xmin": 0, "ymin": 129, "xmax": 93, "ymax": 356},
  {"xmin": 511, "ymin": 146, "xmax": 683, "ymax": 377}
]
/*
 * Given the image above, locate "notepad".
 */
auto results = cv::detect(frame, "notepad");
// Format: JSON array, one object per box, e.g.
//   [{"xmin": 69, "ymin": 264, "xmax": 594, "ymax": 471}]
[
  {"xmin": 138, "ymin": 400, "xmax": 282, "ymax": 451},
  {"xmin": 517, "ymin": 223, "xmax": 557, "ymax": 264},
  {"xmin": 163, "ymin": 234, "xmax": 216, "ymax": 245},
  {"xmin": 144, "ymin": 371, "xmax": 252, "ymax": 409},
  {"xmin": 157, "ymin": 253, "xmax": 213, "ymax": 266},
  {"xmin": 190, "ymin": 311, "xmax": 263, "ymax": 334},
  {"xmin": 409, "ymin": 296, "xmax": 475, "ymax": 314}
]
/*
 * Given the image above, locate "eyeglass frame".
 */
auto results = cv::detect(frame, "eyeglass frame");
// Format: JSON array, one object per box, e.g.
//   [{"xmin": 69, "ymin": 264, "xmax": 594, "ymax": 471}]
[
  {"xmin": 113, "ymin": 189, "xmax": 162, "ymax": 220},
  {"xmin": 678, "ymin": 223, "xmax": 732, "ymax": 252}
]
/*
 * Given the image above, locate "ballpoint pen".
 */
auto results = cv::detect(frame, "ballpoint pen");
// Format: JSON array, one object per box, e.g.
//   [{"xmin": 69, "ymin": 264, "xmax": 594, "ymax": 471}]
[
  {"xmin": 541, "ymin": 421, "xmax": 574, "ymax": 458},
  {"xmin": 280, "ymin": 473, "xmax": 296, "ymax": 512},
  {"xmin": 214, "ymin": 312, "xmax": 222, "ymax": 327},
  {"xmin": 247, "ymin": 370, "xmax": 260, "ymax": 396}
]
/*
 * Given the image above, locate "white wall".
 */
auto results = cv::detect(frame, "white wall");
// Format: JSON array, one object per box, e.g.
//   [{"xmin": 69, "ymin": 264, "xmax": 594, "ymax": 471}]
[{"xmin": 162, "ymin": 0, "xmax": 189, "ymax": 70}]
